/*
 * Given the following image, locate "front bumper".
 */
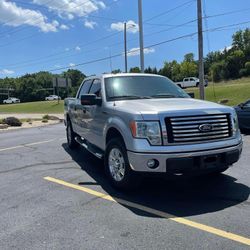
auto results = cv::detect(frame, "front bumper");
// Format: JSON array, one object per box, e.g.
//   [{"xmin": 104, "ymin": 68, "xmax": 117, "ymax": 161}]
[{"xmin": 127, "ymin": 142, "xmax": 243, "ymax": 173}]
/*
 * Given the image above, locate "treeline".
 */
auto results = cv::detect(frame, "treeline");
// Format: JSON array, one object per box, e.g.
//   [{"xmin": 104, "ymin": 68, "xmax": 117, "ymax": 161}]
[
  {"xmin": 0, "ymin": 69, "xmax": 86, "ymax": 103},
  {"xmin": 0, "ymin": 28, "xmax": 249, "ymax": 103},
  {"xmin": 131, "ymin": 28, "xmax": 250, "ymax": 82}
]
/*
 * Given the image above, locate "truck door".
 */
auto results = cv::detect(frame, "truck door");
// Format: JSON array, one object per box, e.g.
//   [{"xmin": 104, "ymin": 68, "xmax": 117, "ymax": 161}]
[
  {"xmin": 189, "ymin": 77, "xmax": 195, "ymax": 87},
  {"xmin": 75, "ymin": 79, "xmax": 93, "ymax": 137},
  {"xmin": 183, "ymin": 78, "xmax": 189, "ymax": 88},
  {"xmin": 83, "ymin": 79, "xmax": 105, "ymax": 149}
]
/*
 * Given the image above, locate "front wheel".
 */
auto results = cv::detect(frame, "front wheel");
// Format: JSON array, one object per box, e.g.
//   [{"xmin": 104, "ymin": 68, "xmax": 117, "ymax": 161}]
[
  {"xmin": 104, "ymin": 138, "xmax": 139, "ymax": 189},
  {"xmin": 66, "ymin": 121, "xmax": 79, "ymax": 149}
]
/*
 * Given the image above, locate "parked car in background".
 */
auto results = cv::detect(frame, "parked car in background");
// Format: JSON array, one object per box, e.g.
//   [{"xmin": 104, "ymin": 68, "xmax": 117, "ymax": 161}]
[
  {"xmin": 3, "ymin": 97, "xmax": 20, "ymax": 104},
  {"xmin": 176, "ymin": 77, "xmax": 208, "ymax": 88},
  {"xmin": 234, "ymin": 99, "xmax": 250, "ymax": 131},
  {"xmin": 45, "ymin": 95, "xmax": 61, "ymax": 101}
]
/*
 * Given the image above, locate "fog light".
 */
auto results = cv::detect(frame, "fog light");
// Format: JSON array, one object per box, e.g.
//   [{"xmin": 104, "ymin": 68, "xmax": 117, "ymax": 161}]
[{"xmin": 147, "ymin": 159, "xmax": 159, "ymax": 169}]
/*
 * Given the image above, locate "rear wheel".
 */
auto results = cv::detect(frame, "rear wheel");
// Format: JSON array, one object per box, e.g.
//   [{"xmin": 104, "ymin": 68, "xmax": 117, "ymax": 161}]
[
  {"xmin": 105, "ymin": 138, "xmax": 139, "ymax": 189},
  {"xmin": 196, "ymin": 83, "xmax": 199, "ymax": 87},
  {"xmin": 66, "ymin": 120, "xmax": 79, "ymax": 149}
]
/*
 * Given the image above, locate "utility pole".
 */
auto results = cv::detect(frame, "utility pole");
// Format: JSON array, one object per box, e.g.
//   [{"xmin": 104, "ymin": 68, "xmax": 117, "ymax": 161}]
[
  {"xmin": 197, "ymin": 0, "xmax": 205, "ymax": 100},
  {"xmin": 124, "ymin": 22, "xmax": 128, "ymax": 73},
  {"xmin": 138, "ymin": 0, "xmax": 144, "ymax": 72}
]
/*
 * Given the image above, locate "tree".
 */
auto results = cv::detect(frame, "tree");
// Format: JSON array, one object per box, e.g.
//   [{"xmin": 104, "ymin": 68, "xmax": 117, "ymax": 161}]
[
  {"xmin": 63, "ymin": 69, "xmax": 85, "ymax": 87},
  {"xmin": 210, "ymin": 61, "xmax": 228, "ymax": 82},
  {"xmin": 111, "ymin": 69, "xmax": 121, "ymax": 74},
  {"xmin": 129, "ymin": 67, "xmax": 140, "ymax": 73},
  {"xmin": 144, "ymin": 66, "xmax": 153, "ymax": 74},
  {"xmin": 184, "ymin": 53, "xmax": 195, "ymax": 62},
  {"xmin": 226, "ymin": 50, "xmax": 245, "ymax": 79}
]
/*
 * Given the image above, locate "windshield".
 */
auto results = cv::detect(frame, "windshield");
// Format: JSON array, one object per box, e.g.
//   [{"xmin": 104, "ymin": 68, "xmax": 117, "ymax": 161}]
[{"xmin": 105, "ymin": 75, "xmax": 190, "ymax": 101}]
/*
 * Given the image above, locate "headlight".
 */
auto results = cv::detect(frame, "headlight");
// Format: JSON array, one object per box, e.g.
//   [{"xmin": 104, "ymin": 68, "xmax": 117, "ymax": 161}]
[
  {"xmin": 130, "ymin": 121, "xmax": 162, "ymax": 145},
  {"xmin": 231, "ymin": 110, "xmax": 239, "ymax": 135}
]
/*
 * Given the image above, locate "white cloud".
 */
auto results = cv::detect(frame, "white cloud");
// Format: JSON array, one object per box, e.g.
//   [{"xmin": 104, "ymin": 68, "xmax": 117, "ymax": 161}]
[
  {"xmin": 60, "ymin": 24, "xmax": 69, "ymax": 30},
  {"xmin": 69, "ymin": 63, "xmax": 76, "ymax": 67},
  {"xmin": 111, "ymin": 20, "xmax": 139, "ymax": 34},
  {"xmin": 127, "ymin": 47, "xmax": 155, "ymax": 57},
  {"xmin": 75, "ymin": 46, "xmax": 81, "ymax": 51},
  {"xmin": 0, "ymin": 0, "xmax": 59, "ymax": 32},
  {"xmin": 84, "ymin": 20, "xmax": 97, "ymax": 29},
  {"xmin": 0, "ymin": 69, "xmax": 15, "ymax": 75},
  {"xmin": 220, "ymin": 45, "xmax": 232, "ymax": 52},
  {"xmin": 33, "ymin": 0, "xmax": 106, "ymax": 19}
]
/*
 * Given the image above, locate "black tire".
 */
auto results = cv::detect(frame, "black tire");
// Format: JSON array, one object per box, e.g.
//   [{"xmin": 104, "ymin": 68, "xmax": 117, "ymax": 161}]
[
  {"xmin": 66, "ymin": 120, "xmax": 79, "ymax": 149},
  {"xmin": 177, "ymin": 84, "xmax": 182, "ymax": 88},
  {"xmin": 196, "ymin": 83, "xmax": 199, "ymax": 87},
  {"xmin": 104, "ymin": 137, "xmax": 139, "ymax": 190}
]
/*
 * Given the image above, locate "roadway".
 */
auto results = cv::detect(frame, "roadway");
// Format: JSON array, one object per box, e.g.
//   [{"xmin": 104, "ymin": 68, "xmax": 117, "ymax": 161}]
[{"xmin": 0, "ymin": 123, "xmax": 249, "ymax": 249}]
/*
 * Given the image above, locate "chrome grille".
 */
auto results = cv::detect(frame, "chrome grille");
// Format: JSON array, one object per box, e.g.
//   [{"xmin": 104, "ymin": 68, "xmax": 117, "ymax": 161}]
[{"xmin": 166, "ymin": 114, "xmax": 231, "ymax": 143}]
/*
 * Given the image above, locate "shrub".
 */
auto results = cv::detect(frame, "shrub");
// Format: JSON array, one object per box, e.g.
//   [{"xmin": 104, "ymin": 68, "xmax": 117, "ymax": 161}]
[
  {"xmin": 42, "ymin": 115, "xmax": 59, "ymax": 120},
  {"xmin": 3, "ymin": 117, "xmax": 22, "ymax": 127},
  {"xmin": 42, "ymin": 114, "xmax": 49, "ymax": 120},
  {"xmin": 42, "ymin": 119, "xmax": 48, "ymax": 123}
]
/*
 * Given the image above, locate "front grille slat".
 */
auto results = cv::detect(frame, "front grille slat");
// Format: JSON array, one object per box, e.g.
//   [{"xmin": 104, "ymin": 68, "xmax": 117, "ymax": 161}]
[
  {"xmin": 166, "ymin": 114, "xmax": 231, "ymax": 144},
  {"xmin": 172, "ymin": 122, "xmax": 228, "ymax": 130},
  {"xmin": 173, "ymin": 126, "xmax": 229, "ymax": 133},
  {"xmin": 171, "ymin": 119, "xmax": 228, "ymax": 125}
]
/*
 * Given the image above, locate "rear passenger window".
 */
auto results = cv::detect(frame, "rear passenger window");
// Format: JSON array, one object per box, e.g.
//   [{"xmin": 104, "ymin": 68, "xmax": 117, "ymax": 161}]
[
  {"xmin": 77, "ymin": 80, "xmax": 93, "ymax": 98},
  {"xmin": 89, "ymin": 79, "xmax": 101, "ymax": 97}
]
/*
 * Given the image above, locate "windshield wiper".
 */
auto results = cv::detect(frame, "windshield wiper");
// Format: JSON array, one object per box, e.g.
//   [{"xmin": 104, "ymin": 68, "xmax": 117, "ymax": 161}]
[
  {"xmin": 150, "ymin": 94, "xmax": 177, "ymax": 98},
  {"xmin": 109, "ymin": 95, "xmax": 152, "ymax": 100}
]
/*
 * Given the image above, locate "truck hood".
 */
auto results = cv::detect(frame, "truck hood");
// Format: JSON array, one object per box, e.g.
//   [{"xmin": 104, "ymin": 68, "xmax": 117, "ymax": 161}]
[{"xmin": 114, "ymin": 98, "xmax": 232, "ymax": 119}]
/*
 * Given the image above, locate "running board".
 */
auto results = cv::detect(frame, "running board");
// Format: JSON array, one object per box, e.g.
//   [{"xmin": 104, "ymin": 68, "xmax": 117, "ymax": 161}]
[{"xmin": 75, "ymin": 136, "xmax": 104, "ymax": 159}]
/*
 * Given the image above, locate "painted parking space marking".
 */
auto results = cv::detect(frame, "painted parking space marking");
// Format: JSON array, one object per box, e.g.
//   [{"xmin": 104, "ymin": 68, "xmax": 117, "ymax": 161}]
[
  {"xmin": 0, "ymin": 138, "xmax": 65, "ymax": 152},
  {"xmin": 44, "ymin": 176, "xmax": 250, "ymax": 246}
]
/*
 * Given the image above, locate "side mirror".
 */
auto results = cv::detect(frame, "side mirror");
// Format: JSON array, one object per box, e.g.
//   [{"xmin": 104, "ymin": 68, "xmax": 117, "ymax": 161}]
[
  {"xmin": 239, "ymin": 103, "xmax": 244, "ymax": 109},
  {"xmin": 81, "ymin": 94, "xmax": 102, "ymax": 106},
  {"xmin": 187, "ymin": 92, "xmax": 195, "ymax": 98}
]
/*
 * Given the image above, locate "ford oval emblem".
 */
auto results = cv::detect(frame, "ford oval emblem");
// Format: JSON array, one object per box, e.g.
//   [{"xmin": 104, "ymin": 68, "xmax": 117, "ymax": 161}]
[{"xmin": 199, "ymin": 124, "xmax": 213, "ymax": 132}]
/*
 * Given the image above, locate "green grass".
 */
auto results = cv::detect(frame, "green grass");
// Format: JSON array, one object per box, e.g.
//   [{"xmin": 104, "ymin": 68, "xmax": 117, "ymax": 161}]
[
  {"xmin": 187, "ymin": 77, "xmax": 250, "ymax": 106},
  {"xmin": 0, "ymin": 78, "xmax": 249, "ymax": 114},
  {"xmin": 0, "ymin": 100, "xmax": 64, "ymax": 113}
]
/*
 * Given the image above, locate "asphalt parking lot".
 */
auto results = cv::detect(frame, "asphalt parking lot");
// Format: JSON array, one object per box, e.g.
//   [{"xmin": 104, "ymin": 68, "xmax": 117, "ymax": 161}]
[{"xmin": 0, "ymin": 123, "xmax": 249, "ymax": 249}]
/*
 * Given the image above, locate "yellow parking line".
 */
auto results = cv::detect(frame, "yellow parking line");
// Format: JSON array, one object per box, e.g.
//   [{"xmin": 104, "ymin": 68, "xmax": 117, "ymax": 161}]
[
  {"xmin": 0, "ymin": 138, "xmax": 64, "ymax": 152},
  {"xmin": 44, "ymin": 176, "xmax": 250, "ymax": 246}
]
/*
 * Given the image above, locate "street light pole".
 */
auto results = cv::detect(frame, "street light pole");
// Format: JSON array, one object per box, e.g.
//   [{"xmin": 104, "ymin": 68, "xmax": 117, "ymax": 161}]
[
  {"xmin": 124, "ymin": 22, "xmax": 128, "ymax": 73},
  {"xmin": 197, "ymin": 0, "xmax": 205, "ymax": 100},
  {"xmin": 138, "ymin": 0, "xmax": 144, "ymax": 72}
]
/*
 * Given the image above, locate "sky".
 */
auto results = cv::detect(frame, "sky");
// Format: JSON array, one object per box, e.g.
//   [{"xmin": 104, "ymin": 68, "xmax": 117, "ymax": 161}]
[{"xmin": 0, "ymin": 0, "xmax": 250, "ymax": 78}]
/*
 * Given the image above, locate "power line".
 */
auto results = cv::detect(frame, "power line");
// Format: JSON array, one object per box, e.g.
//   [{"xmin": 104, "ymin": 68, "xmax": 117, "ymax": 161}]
[
  {"xmin": 3, "ymin": 18, "xmax": 250, "ymax": 71},
  {"xmin": 144, "ymin": 0, "xmax": 195, "ymax": 22},
  {"xmin": 46, "ymin": 20, "xmax": 250, "ymax": 73},
  {"xmin": 2, "ymin": 3, "xmax": 250, "ymax": 70}
]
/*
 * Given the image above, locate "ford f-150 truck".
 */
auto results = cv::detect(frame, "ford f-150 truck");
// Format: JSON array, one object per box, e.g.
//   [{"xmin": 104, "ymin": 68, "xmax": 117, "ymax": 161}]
[{"xmin": 64, "ymin": 73, "xmax": 242, "ymax": 189}]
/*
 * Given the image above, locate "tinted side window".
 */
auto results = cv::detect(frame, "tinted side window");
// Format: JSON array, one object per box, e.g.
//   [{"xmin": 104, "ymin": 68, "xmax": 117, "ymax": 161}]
[
  {"xmin": 78, "ymin": 80, "xmax": 93, "ymax": 98},
  {"xmin": 89, "ymin": 79, "xmax": 101, "ymax": 97},
  {"xmin": 184, "ymin": 78, "xmax": 188, "ymax": 81}
]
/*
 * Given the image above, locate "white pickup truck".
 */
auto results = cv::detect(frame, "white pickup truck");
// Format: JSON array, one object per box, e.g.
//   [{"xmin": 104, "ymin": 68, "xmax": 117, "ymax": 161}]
[{"xmin": 176, "ymin": 77, "xmax": 208, "ymax": 88}]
